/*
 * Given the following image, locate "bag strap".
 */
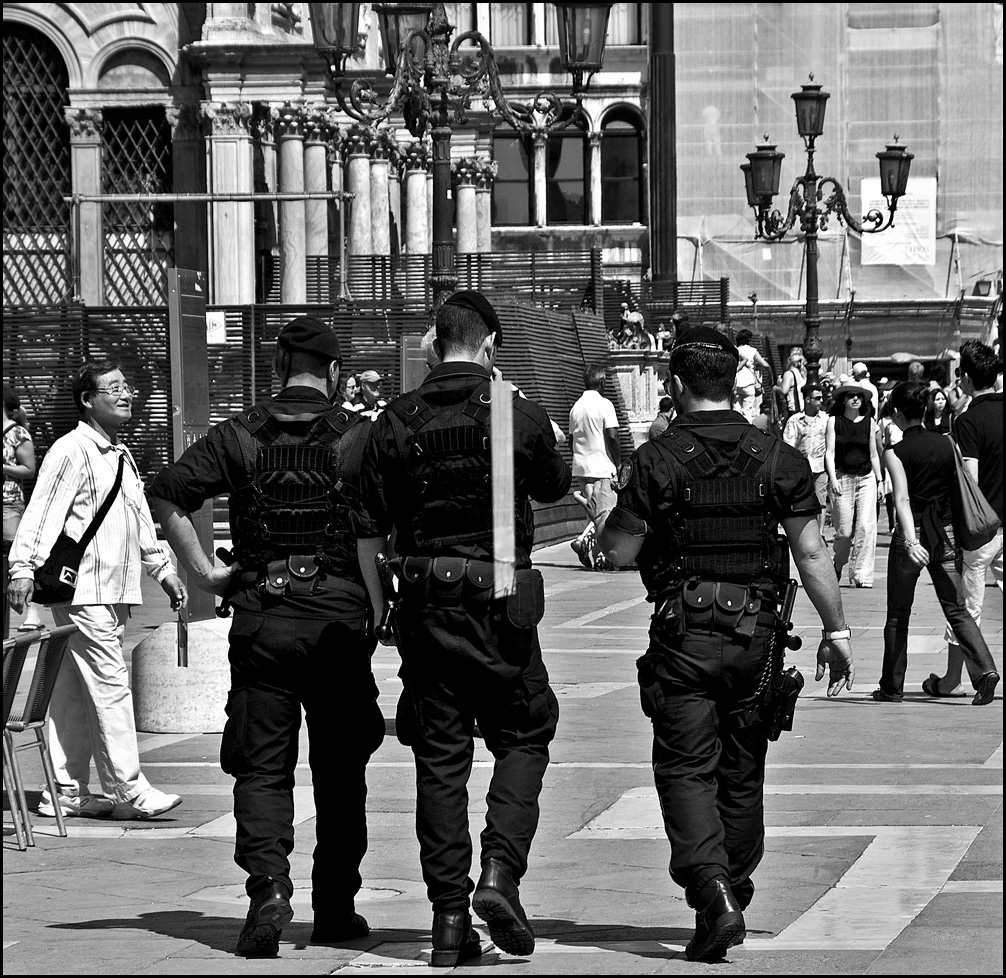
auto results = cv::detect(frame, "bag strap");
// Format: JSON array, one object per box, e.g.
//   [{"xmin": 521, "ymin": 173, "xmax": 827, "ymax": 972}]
[
  {"xmin": 78, "ymin": 453, "xmax": 125, "ymax": 550},
  {"xmin": 3, "ymin": 422, "xmax": 15, "ymax": 438}
]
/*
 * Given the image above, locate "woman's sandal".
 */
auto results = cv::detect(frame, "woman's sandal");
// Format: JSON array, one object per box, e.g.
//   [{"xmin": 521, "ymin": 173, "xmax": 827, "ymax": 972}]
[{"xmin": 922, "ymin": 673, "xmax": 967, "ymax": 699}]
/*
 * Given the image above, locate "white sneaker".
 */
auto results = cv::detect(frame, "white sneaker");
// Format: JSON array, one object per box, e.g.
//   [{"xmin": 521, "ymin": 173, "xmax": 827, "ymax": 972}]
[
  {"xmin": 38, "ymin": 790, "xmax": 114, "ymax": 819},
  {"xmin": 111, "ymin": 786, "xmax": 182, "ymax": 820}
]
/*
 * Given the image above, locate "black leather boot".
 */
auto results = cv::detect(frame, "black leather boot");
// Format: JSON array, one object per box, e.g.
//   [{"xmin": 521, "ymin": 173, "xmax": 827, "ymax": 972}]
[
  {"xmin": 235, "ymin": 879, "xmax": 294, "ymax": 958},
  {"xmin": 430, "ymin": 910, "xmax": 482, "ymax": 968},
  {"xmin": 311, "ymin": 909, "xmax": 370, "ymax": 944},
  {"xmin": 684, "ymin": 878, "xmax": 746, "ymax": 963},
  {"xmin": 472, "ymin": 857, "xmax": 535, "ymax": 956}
]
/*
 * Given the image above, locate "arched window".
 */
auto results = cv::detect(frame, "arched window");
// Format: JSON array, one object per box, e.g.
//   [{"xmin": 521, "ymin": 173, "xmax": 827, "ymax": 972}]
[
  {"xmin": 601, "ymin": 110, "xmax": 644, "ymax": 224},
  {"xmin": 546, "ymin": 113, "xmax": 588, "ymax": 225},
  {"xmin": 102, "ymin": 106, "xmax": 175, "ymax": 305},
  {"xmin": 492, "ymin": 132, "xmax": 532, "ymax": 226},
  {"xmin": 3, "ymin": 24, "xmax": 72, "ymax": 306}
]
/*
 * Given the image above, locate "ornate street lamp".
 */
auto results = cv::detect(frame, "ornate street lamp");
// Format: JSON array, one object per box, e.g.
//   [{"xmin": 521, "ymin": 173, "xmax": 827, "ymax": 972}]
[
  {"xmin": 309, "ymin": 1, "xmax": 612, "ymax": 309},
  {"xmin": 742, "ymin": 75, "xmax": 914, "ymax": 389}
]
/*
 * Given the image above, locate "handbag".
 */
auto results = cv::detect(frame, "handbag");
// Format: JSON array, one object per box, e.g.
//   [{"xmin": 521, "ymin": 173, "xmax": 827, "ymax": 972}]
[
  {"xmin": 32, "ymin": 454, "xmax": 125, "ymax": 605},
  {"xmin": 950, "ymin": 439, "xmax": 1001, "ymax": 552}
]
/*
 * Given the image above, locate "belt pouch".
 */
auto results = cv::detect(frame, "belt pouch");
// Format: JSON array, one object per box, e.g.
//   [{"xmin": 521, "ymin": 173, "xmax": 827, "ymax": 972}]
[
  {"xmin": 681, "ymin": 581, "xmax": 715, "ymax": 628},
  {"xmin": 464, "ymin": 559, "xmax": 494, "ymax": 601},
  {"xmin": 263, "ymin": 558, "xmax": 290, "ymax": 598},
  {"xmin": 712, "ymin": 583, "xmax": 751, "ymax": 632},
  {"xmin": 286, "ymin": 555, "xmax": 320, "ymax": 596},
  {"xmin": 431, "ymin": 556, "xmax": 466, "ymax": 600},
  {"xmin": 506, "ymin": 568, "xmax": 545, "ymax": 629}
]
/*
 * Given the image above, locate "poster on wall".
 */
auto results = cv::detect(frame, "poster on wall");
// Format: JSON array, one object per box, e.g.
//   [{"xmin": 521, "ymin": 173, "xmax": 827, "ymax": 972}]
[{"xmin": 860, "ymin": 176, "xmax": 937, "ymax": 266}]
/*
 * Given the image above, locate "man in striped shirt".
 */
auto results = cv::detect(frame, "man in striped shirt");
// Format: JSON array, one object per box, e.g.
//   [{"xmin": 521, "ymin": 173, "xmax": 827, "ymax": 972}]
[{"xmin": 7, "ymin": 360, "xmax": 187, "ymax": 820}]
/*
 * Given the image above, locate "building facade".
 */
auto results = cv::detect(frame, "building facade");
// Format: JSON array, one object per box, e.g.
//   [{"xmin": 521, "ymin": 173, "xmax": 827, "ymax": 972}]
[{"xmin": 3, "ymin": 3, "xmax": 1002, "ymax": 309}]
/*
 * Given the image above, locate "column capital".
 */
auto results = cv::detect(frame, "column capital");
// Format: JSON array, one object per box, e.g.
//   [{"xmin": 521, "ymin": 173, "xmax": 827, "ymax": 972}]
[
  {"xmin": 588, "ymin": 130, "xmax": 602, "ymax": 148},
  {"xmin": 370, "ymin": 128, "xmax": 398, "ymax": 161},
  {"xmin": 304, "ymin": 105, "xmax": 339, "ymax": 144},
  {"xmin": 403, "ymin": 141, "xmax": 429, "ymax": 171},
  {"xmin": 64, "ymin": 107, "xmax": 103, "ymax": 140},
  {"xmin": 165, "ymin": 103, "xmax": 201, "ymax": 141},
  {"xmin": 343, "ymin": 124, "xmax": 373, "ymax": 157},
  {"xmin": 272, "ymin": 102, "xmax": 305, "ymax": 139},
  {"xmin": 252, "ymin": 105, "xmax": 275, "ymax": 144},
  {"xmin": 473, "ymin": 157, "xmax": 499, "ymax": 190},
  {"xmin": 451, "ymin": 156, "xmax": 480, "ymax": 187},
  {"xmin": 200, "ymin": 101, "xmax": 253, "ymax": 137}
]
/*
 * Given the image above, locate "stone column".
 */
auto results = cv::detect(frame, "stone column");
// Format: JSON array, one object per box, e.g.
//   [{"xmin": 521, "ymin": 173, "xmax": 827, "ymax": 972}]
[
  {"xmin": 403, "ymin": 142, "xmax": 429, "ymax": 254},
  {"xmin": 453, "ymin": 157, "xmax": 478, "ymax": 257},
  {"xmin": 474, "ymin": 158, "xmax": 497, "ymax": 253},
  {"xmin": 304, "ymin": 108, "xmax": 334, "ymax": 263},
  {"xmin": 345, "ymin": 126, "xmax": 372, "ymax": 256},
  {"xmin": 426, "ymin": 162, "xmax": 434, "ymax": 252},
  {"xmin": 201, "ymin": 101, "xmax": 255, "ymax": 304},
  {"xmin": 274, "ymin": 103, "xmax": 306, "ymax": 304},
  {"xmin": 167, "ymin": 104, "xmax": 207, "ymax": 280},
  {"xmin": 588, "ymin": 131, "xmax": 602, "ymax": 226},
  {"xmin": 65, "ymin": 108, "xmax": 104, "ymax": 304},
  {"xmin": 369, "ymin": 130, "xmax": 394, "ymax": 256},
  {"xmin": 533, "ymin": 133, "xmax": 547, "ymax": 227}
]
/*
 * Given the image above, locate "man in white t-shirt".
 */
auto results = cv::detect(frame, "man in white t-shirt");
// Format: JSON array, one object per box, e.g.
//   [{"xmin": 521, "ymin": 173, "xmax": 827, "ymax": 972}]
[{"xmin": 568, "ymin": 364, "xmax": 620, "ymax": 568}]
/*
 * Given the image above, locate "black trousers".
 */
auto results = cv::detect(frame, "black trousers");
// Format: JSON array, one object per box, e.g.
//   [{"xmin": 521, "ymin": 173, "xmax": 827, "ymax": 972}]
[
  {"xmin": 398, "ymin": 597, "xmax": 559, "ymax": 914},
  {"xmin": 220, "ymin": 610, "xmax": 385, "ymax": 908},
  {"xmin": 637, "ymin": 622, "xmax": 771, "ymax": 908}
]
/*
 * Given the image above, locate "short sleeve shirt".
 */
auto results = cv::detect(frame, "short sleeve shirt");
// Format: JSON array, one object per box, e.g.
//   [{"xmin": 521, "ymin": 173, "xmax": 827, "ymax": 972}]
[
  {"xmin": 610, "ymin": 411, "xmax": 820, "ymax": 594},
  {"xmin": 954, "ymin": 392, "xmax": 1003, "ymax": 520},
  {"xmin": 568, "ymin": 389, "xmax": 618, "ymax": 479},
  {"xmin": 2, "ymin": 423, "xmax": 31, "ymax": 507}
]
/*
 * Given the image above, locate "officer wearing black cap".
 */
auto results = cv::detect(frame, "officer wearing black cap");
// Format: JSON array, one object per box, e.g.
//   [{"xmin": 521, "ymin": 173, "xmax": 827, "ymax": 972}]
[
  {"xmin": 581, "ymin": 325, "xmax": 856, "ymax": 962},
  {"xmin": 358, "ymin": 290, "xmax": 570, "ymax": 966},
  {"xmin": 149, "ymin": 316, "xmax": 384, "ymax": 958}
]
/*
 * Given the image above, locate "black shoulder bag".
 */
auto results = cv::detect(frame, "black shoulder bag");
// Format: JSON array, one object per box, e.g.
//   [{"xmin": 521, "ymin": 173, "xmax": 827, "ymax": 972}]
[{"xmin": 32, "ymin": 454, "xmax": 125, "ymax": 605}]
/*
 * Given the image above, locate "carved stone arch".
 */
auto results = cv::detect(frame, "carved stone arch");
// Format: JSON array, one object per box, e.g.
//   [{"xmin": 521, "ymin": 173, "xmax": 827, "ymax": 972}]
[
  {"xmin": 92, "ymin": 37, "xmax": 177, "ymax": 91},
  {"xmin": 598, "ymin": 101, "xmax": 646, "ymax": 132},
  {"xmin": 1, "ymin": 6, "xmax": 84, "ymax": 87}
]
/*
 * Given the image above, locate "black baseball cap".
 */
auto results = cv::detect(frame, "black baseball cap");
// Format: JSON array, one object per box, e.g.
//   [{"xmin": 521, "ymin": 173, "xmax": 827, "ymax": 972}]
[
  {"xmin": 277, "ymin": 317, "xmax": 342, "ymax": 361},
  {"xmin": 440, "ymin": 290, "xmax": 503, "ymax": 348},
  {"xmin": 670, "ymin": 325, "xmax": 738, "ymax": 361}
]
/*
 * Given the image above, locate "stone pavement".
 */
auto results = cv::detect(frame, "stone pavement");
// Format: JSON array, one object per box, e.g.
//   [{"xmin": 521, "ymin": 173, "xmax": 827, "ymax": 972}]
[{"xmin": 3, "ymin": 533, "xmax": 1002, "ymax": 975}]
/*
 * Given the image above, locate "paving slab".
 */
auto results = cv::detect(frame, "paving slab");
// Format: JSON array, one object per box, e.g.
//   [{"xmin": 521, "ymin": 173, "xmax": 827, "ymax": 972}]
[{"xmin": 4, "ymin": 537, "xmax": 1002, "ymax": 975}]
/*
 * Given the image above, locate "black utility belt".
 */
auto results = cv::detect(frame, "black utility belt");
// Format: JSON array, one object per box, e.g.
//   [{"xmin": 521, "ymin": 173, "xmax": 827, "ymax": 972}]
[
  {"xmin": 390, "ymin": 556, "xmax": 545, "ymax": 629},
  {"xmin": 239, "ymin": 555, "xmax": 354, "ymax": 598},
  {"xmin": 652, "ymin": 580, "xmax": 779, "ymax": 639}
]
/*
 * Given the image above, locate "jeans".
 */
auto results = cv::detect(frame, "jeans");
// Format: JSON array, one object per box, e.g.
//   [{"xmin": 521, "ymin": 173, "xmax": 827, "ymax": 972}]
[
  {"xmin": 880, "ymin": 527, "xmax": 997, "ymax": 697},
  {"xmin": 637, "ymin": 619, "xmax": 772, "ymax": 907},
  {"xmin": 221, "ymin": 611, "xmax": 385, "ymax": 906},
  {"xmin": 831, "ymin": 472, "xmax": 878, "ymax": 586},
  {"xmin": 944, "ymin": 528, "xmax": 1004, "ymax": 644}
]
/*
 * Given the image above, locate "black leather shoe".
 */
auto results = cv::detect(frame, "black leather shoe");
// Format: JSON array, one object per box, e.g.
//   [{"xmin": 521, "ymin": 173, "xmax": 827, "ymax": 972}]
[
  {"xmin": 684, "ymin": 879, "xmax": 746, "ymax": 963},
  {"xmin": 311, "ymin": 911, "xmax": 370, "ymax": 944},
  {"xmin": 973, "ymin": 671, "xmax": 1000, "ymax": 706},
  {"xmin": 430, "ymin": 910, "xmax": 482, "ymax": 968},
  {"xmin": 472, "ymin": 858, "xmax": 535, "ymax": 956},
  {"xmin": 235, "ymin": 880, "xmax": 294, "ymax": 958}
]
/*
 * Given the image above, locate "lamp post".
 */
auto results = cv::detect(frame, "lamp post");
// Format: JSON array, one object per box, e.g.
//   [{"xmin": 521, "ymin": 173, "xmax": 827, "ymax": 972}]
[
  {"xmin": 741, "ymin": 76, "xmax": 913, "ymax": 389},
  {"xmin": 309, "ymin": 1, "xmax": 612, "ymax": 310}
]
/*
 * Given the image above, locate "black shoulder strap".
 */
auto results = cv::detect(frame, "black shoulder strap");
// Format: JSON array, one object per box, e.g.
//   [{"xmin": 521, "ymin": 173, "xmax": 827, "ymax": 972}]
[
  {"xmin": 461, "ymin": 381, "xmax": 494, "ymax": 426},
  {"xmin": 386, "ymin": 388, "xmax": 436, "ymax": 433},
  {"xmin": 78, "ymin": 453, "xmax": 125, "ymax": 550},
  {"xmin": 311, "ymin": 404, "xmax": 364, "ymax": 444}
]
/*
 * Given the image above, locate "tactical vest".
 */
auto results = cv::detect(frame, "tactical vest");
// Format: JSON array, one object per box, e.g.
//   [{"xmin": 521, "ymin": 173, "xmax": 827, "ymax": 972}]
[
  {"xmin": 387, "ymin": 381, "xmax": 522, "ymax": 552},
  {"xmin": 651, "ymin": 424, "xmax": 789, "ymax": 588},
  {"xmin": 228, "ymin": 401, "xmax": 367, "ymax": 577}
]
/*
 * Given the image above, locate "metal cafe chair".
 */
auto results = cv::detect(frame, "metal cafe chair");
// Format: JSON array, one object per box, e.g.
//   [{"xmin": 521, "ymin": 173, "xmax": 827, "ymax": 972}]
[
  {"xmin": 3, "ymin": 633, "xmax": 32, "ymax": 849},
  {"xmin": 3, "ymin": 625, "xmax": 77, "ymax": 849}
]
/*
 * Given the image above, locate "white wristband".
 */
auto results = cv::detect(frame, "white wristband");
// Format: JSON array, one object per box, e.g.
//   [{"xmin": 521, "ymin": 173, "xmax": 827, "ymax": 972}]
[{"xmin": 823, "ymin": 628, "xmax": 852, "ymax": 641}]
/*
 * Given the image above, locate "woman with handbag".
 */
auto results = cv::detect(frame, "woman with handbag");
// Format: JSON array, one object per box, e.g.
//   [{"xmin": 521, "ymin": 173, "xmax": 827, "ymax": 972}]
[{"xmin": 872, "ymin": 382, "xmax": 998, "ymax": 706}]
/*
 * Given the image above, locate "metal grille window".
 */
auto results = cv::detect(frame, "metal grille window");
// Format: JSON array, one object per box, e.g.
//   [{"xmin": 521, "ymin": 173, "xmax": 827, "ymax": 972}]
[
  {"xmin": 102, "ymin": 107, "xmax": 175, "ymax": 305},
  {"xmin": 2, "ymin": 25, "xmax": 72, "ymax": 307}
]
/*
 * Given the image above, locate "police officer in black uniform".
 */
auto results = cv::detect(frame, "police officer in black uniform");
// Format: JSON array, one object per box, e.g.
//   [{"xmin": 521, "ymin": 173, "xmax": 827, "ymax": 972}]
[
  {"xmin": 586, "ymin": 326, "xmax": 855, "ymax": 962},
  {"xmin": 358, "ymin": 291, "xmax": 570, "ymax": 967},
  {"xmin": 149, "ymin": 318, "xmax": 385, "ymax": 958}
]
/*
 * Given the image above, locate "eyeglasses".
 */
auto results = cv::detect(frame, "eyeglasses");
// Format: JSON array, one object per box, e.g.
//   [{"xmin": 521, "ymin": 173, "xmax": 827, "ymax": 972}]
[{"xmin": 95, "ymin": 385, "xmax": 138, "ymax": 398}]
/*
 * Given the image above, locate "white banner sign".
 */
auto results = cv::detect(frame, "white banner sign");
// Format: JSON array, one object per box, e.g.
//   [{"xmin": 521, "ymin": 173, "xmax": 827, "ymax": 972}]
[{"xmin": 860, "ymin": 176, "xmax": 936, "ymax": 266}]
